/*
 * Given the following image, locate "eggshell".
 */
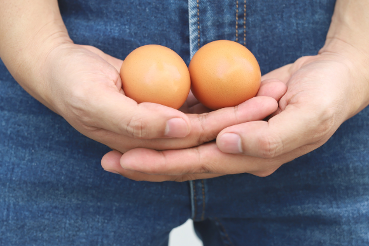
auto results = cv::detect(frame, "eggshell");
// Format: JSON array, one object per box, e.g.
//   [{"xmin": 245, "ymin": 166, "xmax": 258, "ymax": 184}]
[
  {"xmin": 120, "ymin": 45, "xmax": 191, "ymax": 109},
  {"xmin": 189, "ymin": 40, "xmax": 261, "ymax": 110}
]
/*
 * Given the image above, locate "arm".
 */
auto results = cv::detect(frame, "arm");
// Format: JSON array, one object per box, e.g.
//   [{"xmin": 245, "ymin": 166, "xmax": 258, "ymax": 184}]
[
  {"xmin": 102, "ymin": 0, "xmax": 369, "ymax": 181},
  {"xmin": 0, "ymin": 0, "xmax": 71, "ymax": 110},
  {"xmin": 0, "ymin": 1, "xmax": 284, "ymax": 158}
]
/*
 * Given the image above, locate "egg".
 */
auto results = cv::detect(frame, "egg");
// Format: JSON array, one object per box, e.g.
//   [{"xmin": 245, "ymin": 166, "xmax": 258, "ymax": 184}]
[
  {"xmin": 120, "ymin": 45, "xmax": 191, "ymax": 109},
  {"xmin": 189, "ymin": 40, "xmax": 261, "ymax": 110}
]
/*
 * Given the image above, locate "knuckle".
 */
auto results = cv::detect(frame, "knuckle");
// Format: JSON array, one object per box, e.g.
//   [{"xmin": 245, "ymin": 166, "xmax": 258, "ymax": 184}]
[
  {"xmin": 193, "ymin": 163, "xmax": 211, "ymax": 174},
  {"xmin": 311, "ymin": 107, "xmax": 336, "ymax": 142},
  {"xmin": 70, "ymin": 82, "xmax": 90, "ymax": 104},
  {"xmin": 196, "ymin": 113, "xmax": 213, "ymax": 145},
  {"xmin": 299, "ymin": 99, "xmax": 337, "ymax": 145},
  {"xmin": 233, "ymin": 105, "xmax": 240, "ymax": 122},
  {"xmin": 125, "ymin": 114, "xmax": 147, "ymax": 138},
  {"xmin": 192, "ymin": 148, "xmax": 211, "ymax": 174},
  {"xmin": 257, "ymin": 134, "xmax": 282, "ymax": 159},
  {"xmin": 65, "ymin": 84, "xmax": 95, "ymax": 126}
]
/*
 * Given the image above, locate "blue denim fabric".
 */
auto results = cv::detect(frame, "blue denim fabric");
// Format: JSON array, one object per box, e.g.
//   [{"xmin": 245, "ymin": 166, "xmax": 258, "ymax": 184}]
[{"xmin": 2, "ymin": 0, "xmax": 369, "ymax": 245}]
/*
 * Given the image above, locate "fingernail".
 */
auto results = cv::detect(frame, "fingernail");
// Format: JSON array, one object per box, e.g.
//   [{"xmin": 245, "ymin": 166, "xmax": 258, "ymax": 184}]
[
  {"xmin": 165, "ymin": 118, "xmax": 189, "ymax": 137},
  {"xmin": 218, "ymin": 133, "xmax": 243, "ymax": 154}
]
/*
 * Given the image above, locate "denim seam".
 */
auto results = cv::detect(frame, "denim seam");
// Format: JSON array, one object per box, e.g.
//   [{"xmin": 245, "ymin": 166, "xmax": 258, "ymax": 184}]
[
  {"xmin": 214, "ymin": 217, "xmax": 233, "ymax": 246},
  {"xmin": 214, "ymin": 217, "xmax": 235, "ymax": 246},
  {"xmin": 192, "ymin": 180, "xmax": 197, "ymax": 220},
  {"xmin": 236, "ymin": 0, "xmax": 239, "ymax": 42},
  {"xmin": 189, "ymin": 180, "xmax": 196, "ymax": 219},
  {"xmin": 201, "ymin": 179, "xmax": 206, "ymax": 220},
  {"xmin": 243, "ymin": 0, "xmax": 246, "ymax": 46},
  {"xmin": 197, "ymin": 0, "xmax": 200, "ymax": 49}
]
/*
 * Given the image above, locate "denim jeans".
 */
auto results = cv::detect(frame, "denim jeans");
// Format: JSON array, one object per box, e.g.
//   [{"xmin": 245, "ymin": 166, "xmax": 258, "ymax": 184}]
[{"xmin": 2, "ymin": 0, "xmax": 369, "ymax": 245}]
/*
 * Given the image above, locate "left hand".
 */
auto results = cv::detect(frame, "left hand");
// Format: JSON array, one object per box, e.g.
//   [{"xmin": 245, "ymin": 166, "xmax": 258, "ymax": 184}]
[{"xmin": 101, "ymin": 39, "xmax": 369, "ymax": 182}]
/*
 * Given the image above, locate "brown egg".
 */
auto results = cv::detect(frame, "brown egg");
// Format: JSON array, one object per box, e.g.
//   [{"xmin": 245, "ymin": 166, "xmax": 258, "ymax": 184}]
[
  {"xmin": 189, "ymin": 40, "xmax": 261, "ymax": 110},
  {"xmin": 120, "ymin": 45, "xmax": 191, "ymax": 109}
]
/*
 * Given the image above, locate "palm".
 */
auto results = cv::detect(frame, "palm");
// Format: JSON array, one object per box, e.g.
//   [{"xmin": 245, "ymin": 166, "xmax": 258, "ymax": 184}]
[{"xmin": 265, "ymin": 54, "xmax": 354, "ymax": 129}]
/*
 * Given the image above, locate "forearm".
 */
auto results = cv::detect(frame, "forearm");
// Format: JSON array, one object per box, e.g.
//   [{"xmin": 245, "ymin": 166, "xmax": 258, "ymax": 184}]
[
  {"xmin": 320, "ymin": 0, "xmax": 369, "ymax": 115},
  {"xmin": 0, "ymin": 0, "xmax": 72, "ymax": 108},
  {"xmin": 324, "ymin": 0, "xmax": 369, "ymax": 54}
]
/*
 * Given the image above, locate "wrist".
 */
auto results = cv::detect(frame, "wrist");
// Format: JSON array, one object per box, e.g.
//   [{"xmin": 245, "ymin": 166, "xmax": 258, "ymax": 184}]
[
  {"xmin": 319, "ymin": 38, "xmax": 369, "ymax": 118},
  {"xmin": 11, "ymin": 32, "xmax": 73, "ymax": 113}
]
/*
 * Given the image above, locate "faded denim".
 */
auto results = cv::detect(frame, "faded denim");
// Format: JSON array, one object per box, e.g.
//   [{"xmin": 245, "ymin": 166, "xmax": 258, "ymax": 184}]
[{"xmin": 2, "ymin": 0, "xmax": 369, "ymax": 245}]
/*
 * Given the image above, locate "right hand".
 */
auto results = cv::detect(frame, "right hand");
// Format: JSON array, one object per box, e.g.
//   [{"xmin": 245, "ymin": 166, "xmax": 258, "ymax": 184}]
[{"xmin": 40, "ymin": 43, "xmax": 285, "ymax": 154}]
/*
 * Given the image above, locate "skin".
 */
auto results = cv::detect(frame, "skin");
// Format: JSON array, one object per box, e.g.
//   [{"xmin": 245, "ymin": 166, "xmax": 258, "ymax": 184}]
[
  {"xmin": 0, "ymin": 1, "xmax": 285, "ymax": 161},
  {"xmin": 101, "ymin": 0, "xmax": 369, "ymax": 182}
]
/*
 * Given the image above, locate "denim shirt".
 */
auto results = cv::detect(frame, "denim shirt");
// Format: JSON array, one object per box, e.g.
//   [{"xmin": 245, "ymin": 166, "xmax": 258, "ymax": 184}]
[
  {"xmin": 58, "ymin": 0, "xmax": 335, "ymax": 73},
  {"xmin": 3, "ymin": 1, "xmax": 369, "ymax": 246}
]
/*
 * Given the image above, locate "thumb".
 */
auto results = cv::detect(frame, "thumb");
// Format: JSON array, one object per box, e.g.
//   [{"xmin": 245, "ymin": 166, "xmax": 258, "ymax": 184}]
[{"xmin": 88, "ymin": 86, "xmax": 191, "ymax": 139}]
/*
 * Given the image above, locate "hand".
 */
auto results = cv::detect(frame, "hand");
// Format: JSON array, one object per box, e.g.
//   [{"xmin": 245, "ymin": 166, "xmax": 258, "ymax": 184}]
[
  {"xmin": 42, "ymin": 44, "xmax": 285, "ymax": 155},
  {"xmin": 101, "ymin": 78, "xmax": 287, "ymax": 180},
  {"xmin": 101, "ymin": 40, "xmax": 369, "ymax": 181}
]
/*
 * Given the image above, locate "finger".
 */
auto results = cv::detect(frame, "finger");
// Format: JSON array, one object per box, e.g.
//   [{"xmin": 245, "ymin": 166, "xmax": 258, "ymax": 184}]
[
  {"xmin": 146, "ymin": 96, "xmax": 278, "ymax": 149},
  {"xmin": 216, "ymin": 104, "xmax": 328, "ymax": 158},
  {"xmin": 261, "ymin": 64, "xmax": 292, "ymax": 83},
  {"xmin": 257, "ymin": 79, "xmax": 287, "ymax": 101},
  {"xmin": 119, "ymin": 143, "xmax": 268, "ymax": 176},
  {"xmin": 119, "ymin": 144, "xmax": 220, "ymax": 175},
  {"xmin": 101, "ymin": 150, "xmax": 174, "ymax": 181},
  {"xmin": 101, "ymin": 150, "xmax": 125, "ymax": 174},
  {"xmin": 118, "ymin": 137, "xmax": 318, "ymax": 179},
  {"xmin": 102, "ymin": 150, "xmax": 220, "ymax": 181},
  {"xmin": 190, "ymin": 96, "xmax": 278, "ymax": 141},
  {"xmin": 120, "ymin": 169, "xmax": 221, "ymax": 182},
  {"xmin": 183, "ymin": 86, "xmax": 283, "ymax": 136}
]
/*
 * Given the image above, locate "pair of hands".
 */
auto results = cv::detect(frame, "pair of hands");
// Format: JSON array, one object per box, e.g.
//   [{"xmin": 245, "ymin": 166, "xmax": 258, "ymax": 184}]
[{"xmin": 43, "ymin": 41, "xmax": 367, "ymax": 182}]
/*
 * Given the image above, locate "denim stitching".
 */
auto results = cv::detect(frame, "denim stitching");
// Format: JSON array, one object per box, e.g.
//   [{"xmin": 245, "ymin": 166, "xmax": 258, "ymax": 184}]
[
  {"xmin": 214, "ymin": 217, "xmax": 235, "ymax": 246},
  {"xmin": 244, "ymin": 0, "xmax": 246, "ymax": 46},
  {"xmin": 236, "ymin": 0, "xmax": 239, "ymax": 42},
  {"xmin": 189, "ymin": 180, "xmax": 195, "ymax": 219},
  {"xmin": 197, "ymin": 0, "xmax": 200, "ymax": 48},
  {"xmin": 201, "ymin": 179, "xmax": 205, "ymax": 220},
  {"xmin": 192, "ymin": 180, "xmax": 197, "ymax": 220}
]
